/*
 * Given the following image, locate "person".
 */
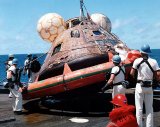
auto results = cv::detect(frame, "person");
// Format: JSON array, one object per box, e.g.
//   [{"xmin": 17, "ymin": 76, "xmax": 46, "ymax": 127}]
[
  {"xmin": 29, "ymin": 55, "xmax": 41, "ymax": 83},
  {"xmin": 114, "ymin": 43, "xmax": 129, "ymax": 61},
  {"xmin": 130, "ymin": 44, "xmax": 159, "ymax": 127},
  {"xmin": 101, "ymin": 55, "xmax": 127, "ymax": 98},
  {"xmin": 106, "ymin": 94, "xmax": 138, "ymax": 127},
  {"xmin": 4, "ymin": 54, "xmax": 14, "ymax": 98},
  {"xmin": 23, "ymin": 54, "xmax": 32, "ymax": 80},
  {"xmin": 6, "ymin": 58, "xmax": 23, "ymax": 115},
  {"xmin": 5, "ymin": 54, "xmax": 14, "ymax": 71}
]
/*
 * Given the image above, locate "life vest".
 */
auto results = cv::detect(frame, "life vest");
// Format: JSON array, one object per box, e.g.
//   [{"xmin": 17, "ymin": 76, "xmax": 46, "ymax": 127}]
[{"xmin": 106, "ymin": 105, "xmax": 138, "ymax": 127}]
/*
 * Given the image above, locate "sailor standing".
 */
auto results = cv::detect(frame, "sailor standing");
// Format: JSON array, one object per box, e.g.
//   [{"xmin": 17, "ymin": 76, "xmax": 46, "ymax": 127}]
[
  {"xmin": 101, "ymin": 55, "xmax": 126, "ymax": 98},
  {"xmin": 7, "ymin": 58, "xmax": 23, "ymax": 115},
  {"xmin": 23, "ymin": 54, "xmax": 32, "ymax": 80},
  {"xmin": 5, "ymin": 54, "xmax": 14, "ymax": 98},
  {"xmin": 130, "ymin": 44, "xmax": 159, "ymax": 127},
  {"xmin": 5, "ymin": 54, "xmax": 14, "ymax": 71},
  {"xmin": 29, "ymin": 55, "xmax": 41, "ymax": 83}
]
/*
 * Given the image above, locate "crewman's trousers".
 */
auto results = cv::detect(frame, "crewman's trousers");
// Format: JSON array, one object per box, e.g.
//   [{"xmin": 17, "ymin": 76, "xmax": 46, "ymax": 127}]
[
  {"xmin": 135, "ymin": 83, "xmax": 153, "ymax": 127},
  {"xmin": 9, "ymin": 85, "xmax": 22, "ymax": 112}
]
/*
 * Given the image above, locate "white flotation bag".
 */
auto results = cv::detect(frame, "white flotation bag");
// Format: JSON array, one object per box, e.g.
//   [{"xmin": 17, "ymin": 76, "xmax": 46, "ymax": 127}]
[{"xmin": 37, "ymin": 13, "xmax": 66, "ymax": 43}]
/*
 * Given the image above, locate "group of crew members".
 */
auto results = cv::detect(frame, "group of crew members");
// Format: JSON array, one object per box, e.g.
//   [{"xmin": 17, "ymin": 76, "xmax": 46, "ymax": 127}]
[
  {"xmin": 5, "ymin": 54, "xmax": 41, "ymax": 115},
  {"xmin": 103, "ymin": 44, "xmax": 159, "ymax": 127},
  {"xmin": 23, "ymin": 54, "xmax": 41, "ymax": 83},
  {"xmin": 4, "ymin": 44, "xmax": 160, "ymax": 127}
]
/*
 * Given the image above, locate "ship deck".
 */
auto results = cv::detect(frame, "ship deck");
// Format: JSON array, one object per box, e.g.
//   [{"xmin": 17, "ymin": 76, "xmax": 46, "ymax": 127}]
[{"xmin": 1, "ymin": 88, "xmax": 160, "ymax": 127}]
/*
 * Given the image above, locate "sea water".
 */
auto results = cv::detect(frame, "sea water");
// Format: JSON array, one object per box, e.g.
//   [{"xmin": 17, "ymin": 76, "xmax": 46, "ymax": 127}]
[
  {"xmin": 0, "ymin": 49, "xmax": 159, "ymax": 83},
  {"xmin": 0, "ymin": 53, "xmax": 46, "ymax": 83}
]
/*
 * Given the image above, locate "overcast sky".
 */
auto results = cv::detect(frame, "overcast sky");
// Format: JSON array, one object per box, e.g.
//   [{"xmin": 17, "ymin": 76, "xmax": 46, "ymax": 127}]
[{"xmin": 0, "ymin": 0, "xmax": 160, "ymax": 55}]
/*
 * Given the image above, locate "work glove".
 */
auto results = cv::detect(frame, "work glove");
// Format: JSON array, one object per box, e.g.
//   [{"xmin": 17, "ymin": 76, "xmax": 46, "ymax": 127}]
[{"xmin": 101, "ymin": 83, "xmax": 110, "ymax": 93}]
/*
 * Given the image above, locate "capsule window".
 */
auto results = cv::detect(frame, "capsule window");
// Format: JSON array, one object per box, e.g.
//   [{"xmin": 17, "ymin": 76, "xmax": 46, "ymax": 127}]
[
  {"xmin": 106, "ymin": 39, "xmax": 117, "ymax": 46},
  {"xmin": 52, "ymin": 44, "xmax": 61, "ymax": 56},
  {"xmin": 72, "ymin": 19, "xmax": 81, "ymax": 26},
  {"xmin": 93, "ymin": 31, "xmax": 102, "ymax": 35},
  {"xmin": 71, "ymin": 30, "xmax": 80, "ymax": 38}
]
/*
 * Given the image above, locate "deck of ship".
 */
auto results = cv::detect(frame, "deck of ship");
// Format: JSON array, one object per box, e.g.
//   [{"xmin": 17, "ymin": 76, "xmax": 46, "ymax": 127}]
[{"xmin": 1, "ymin": 88, "xmax": 160, "ymax": 127}]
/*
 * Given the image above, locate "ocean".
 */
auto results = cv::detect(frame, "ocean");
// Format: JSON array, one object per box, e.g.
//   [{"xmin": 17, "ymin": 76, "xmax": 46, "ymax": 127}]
[
  {"xmin": 0, "ymin": 53, "xmax": 46, "ymax": 83},
  {"xmin": 0, "ymin": 49, "xmax": 160, "ymax": 83}
]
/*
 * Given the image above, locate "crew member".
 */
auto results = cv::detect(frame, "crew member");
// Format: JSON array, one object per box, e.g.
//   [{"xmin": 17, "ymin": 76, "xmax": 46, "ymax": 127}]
[
  {"xmin": 130, "ymin": 44, "xmax": 159, "ymax": 127},
  {"xmin": 5, "ymin": 54, "xmax": 14, "ymax": 98},
  {"xmin": 29, "ymin": 55, "xmax": 41, "ymax": 83},
  {"xmin": 5, "ymin": 54, "xmax": 14, "ymax": 71},
  {"xmin": 23, "ymin": 54, "xmax": 32, "ymax": 80},
  {"xmin": 7, "ymin": 58, "xmax": 23, "ymax": 115},
  {"xmin": 102, "ymin": 55, "xmax": 127, "ymax": 98},
  {"xmin": 106, "ymin": 94, "xmax": 138, "ymax": 127}
]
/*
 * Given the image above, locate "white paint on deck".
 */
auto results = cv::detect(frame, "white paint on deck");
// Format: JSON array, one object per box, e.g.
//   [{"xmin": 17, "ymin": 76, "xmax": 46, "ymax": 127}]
[{"xmin": 69, "ymin": 117, "xmax": 89, "ymax": 123}]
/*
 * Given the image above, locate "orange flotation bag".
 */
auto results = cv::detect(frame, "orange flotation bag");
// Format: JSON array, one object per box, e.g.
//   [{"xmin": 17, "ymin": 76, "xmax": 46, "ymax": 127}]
[
  {"xmin": 127, "ymin": 50, "xmax": 141, "ymax": 63},
  {"xmin": 106, "ymin": 105, "xmax": 138, "ymax": 127}
]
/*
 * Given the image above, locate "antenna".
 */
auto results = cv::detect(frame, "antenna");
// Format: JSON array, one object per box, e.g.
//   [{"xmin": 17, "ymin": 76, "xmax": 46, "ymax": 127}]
[{"xmin": 80, "ymin": 0, "xmax": 85, "ymax": 21}]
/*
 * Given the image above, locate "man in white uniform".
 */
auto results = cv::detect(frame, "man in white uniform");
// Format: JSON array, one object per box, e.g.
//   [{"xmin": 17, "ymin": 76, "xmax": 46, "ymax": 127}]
[
  {"xmin": 130, "ymin": 44, "xmax": 159, "ymax": 127},
  {"xmin": 7, "ymin": 58, "xmax": 23, "ymax": 115},
  {"xmin": 5, "ymin": 54, "xmax": 14, "ymax": 70},
  {"xmin": 5, "ymin": 54, "xmax": 14, "ymax": 98},
  {"xmin": 23, "ymin": 54, "xmax": 32, "ymax": 81},
  {"xmin": 29, "ymin": 55, "xmax": 41, "ymax": 82},
  {"xmin": 101, "ymin": 55, "xmax": 126, "ymax": 98}
]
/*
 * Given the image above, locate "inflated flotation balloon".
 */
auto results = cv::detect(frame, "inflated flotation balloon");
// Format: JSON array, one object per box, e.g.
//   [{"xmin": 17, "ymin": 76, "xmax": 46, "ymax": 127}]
[
  {"xmin": 91, "ymin": 13, "xmax": 111, "ymax": 33},
  {"xmin": 114, "ymin": 43, "xmax": 128, "ymax": 61},
  {"xmin": 127, "ymin": 50, "xmax": 141, "ymax": 62},
  {"xmin": 37, "ymin": 13, "xmax": 66, "ymax": 43}
]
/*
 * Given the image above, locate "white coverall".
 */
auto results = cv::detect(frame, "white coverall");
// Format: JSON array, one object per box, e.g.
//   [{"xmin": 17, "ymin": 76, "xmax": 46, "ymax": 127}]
[
  {"xmin": 132, "ymin": 57, "xmax": 159, "ymax": 127},
  {"xmin": 111, "ymin": 66, "xmax": 126, "ymax": 98},
  {"xmin": 7, "ymin": 60, "xmax": 13, "ymax": 98},
  {"xmin": 7, "ymin": 65, "xmax": 22, "ymax": 112},
  {"xmin": 24, "ymin": 58, "xmax": 31, "ymax": 79}
]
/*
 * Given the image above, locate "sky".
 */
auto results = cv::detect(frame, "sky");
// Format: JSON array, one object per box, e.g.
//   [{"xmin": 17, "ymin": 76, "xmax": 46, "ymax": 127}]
[{"xmin": 0, "ymin": 0, "xmax": 160, "ymax": 55}]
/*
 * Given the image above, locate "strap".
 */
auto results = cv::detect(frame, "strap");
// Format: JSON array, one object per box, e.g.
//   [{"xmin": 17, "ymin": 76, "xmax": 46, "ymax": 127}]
[
  {"xmin": 145, "ymin": 60, "xmax": 154, "ymax": 73},
  {"xmin": 113, "ymin": 82, "xmax": 122, "ymax": 86},
  {"xmin": 10, "ymin": 70, "xmax": 16, "ymax": 77},
  {"xmin": 115, "ymin": 66, "xmax": 125, "ymax": 76},
  {"xmin": 10, "ymin": 69, "xmax": 19, "ymax": 82},
  {"xmin": 137, "ymin": 60, "xmax": 144, "ymax": 69},
  {"xmin": 137, "ymin": 58, "xmax": 154, "ymax": 73}
]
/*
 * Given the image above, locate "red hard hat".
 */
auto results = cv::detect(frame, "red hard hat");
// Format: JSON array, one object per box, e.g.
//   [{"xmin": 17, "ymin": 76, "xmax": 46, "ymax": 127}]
[{"xmin": 111, "ymin": 94, "xmax": 128, "ymax": 107}]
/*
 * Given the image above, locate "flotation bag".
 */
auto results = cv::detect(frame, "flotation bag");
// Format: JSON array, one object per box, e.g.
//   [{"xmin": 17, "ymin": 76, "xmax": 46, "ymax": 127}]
[
  {"xmin": 127, "ymin": 50, "xmax": 141, "ymax": 63},
  {"xmin": 107, "ymin": 105, "xmax": 138, "ymax": 127}
]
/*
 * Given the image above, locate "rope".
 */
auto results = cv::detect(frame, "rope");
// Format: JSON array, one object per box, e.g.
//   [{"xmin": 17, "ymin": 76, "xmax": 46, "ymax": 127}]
[{"xmin": 22, "ymin": 52, "xmax": 48, "ymax": 70}]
